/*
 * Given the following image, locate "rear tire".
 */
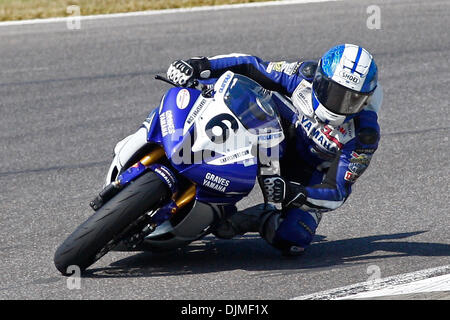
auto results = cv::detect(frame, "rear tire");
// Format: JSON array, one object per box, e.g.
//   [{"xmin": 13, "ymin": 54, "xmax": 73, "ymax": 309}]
[{"xmin": 54, "ymin": 172, "xmax": 170, "ymax": 275}]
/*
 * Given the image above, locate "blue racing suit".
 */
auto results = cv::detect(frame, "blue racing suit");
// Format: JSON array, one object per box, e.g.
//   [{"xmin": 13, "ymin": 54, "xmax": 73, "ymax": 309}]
[{"xmin": 193, "ymin": 54, "xmax": 382, "ymax": 251}]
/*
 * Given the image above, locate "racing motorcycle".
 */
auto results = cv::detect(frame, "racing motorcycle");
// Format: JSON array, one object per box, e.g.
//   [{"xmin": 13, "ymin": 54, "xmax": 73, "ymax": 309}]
[{"xmin": 54, "ymin": 71, "xmax": 286, "ymax": 275}]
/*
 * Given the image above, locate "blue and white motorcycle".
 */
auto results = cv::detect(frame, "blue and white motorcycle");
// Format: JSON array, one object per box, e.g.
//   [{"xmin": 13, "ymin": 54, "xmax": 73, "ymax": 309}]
[{"xmin": 54, "ymin": 71, "xmax": 286, "ymax": 275}]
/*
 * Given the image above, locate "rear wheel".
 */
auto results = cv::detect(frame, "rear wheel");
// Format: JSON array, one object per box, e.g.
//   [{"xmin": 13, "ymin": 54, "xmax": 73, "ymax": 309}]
[{"xmin": 54, "ymin": 172, "xmax": 170, "ymax": 275}]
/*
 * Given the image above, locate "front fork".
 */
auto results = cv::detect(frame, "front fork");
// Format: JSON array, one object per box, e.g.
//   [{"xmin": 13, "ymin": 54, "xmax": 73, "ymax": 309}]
[{"xmin": 90, "ymin": 146, "xmax": 196, "ymax": 219}]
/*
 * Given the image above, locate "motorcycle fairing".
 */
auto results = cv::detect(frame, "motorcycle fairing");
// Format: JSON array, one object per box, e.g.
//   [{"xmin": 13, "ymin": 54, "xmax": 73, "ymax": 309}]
[
  {"xmin": 144, "ymin": 72, "xmax": 285, "ymax": 204},
  {"xmin": 148, "ymin": 86, "xmax": 256, "ymax": 203}
]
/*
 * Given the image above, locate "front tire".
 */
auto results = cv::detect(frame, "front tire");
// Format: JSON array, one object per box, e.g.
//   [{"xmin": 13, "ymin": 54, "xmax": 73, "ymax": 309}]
[{"xmin": 54, "ymin": 171, "xmax": 170, "ymax": 275}]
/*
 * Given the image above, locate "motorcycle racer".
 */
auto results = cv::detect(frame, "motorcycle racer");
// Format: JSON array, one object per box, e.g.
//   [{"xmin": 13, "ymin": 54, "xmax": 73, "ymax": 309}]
[{"xmin": 166, "ymin": 44, "xmax": 382, "ymax": 256}]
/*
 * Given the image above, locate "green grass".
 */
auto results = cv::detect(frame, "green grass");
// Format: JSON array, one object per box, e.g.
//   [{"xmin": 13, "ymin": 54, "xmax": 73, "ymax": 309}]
[{"xmin": 0, "ymin": 0, "xmax": 279, "ymax": 21}]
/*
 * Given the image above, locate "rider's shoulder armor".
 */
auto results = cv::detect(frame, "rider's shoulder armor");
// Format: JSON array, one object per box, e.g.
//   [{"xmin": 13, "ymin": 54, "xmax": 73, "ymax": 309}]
[{"xmin": 298, "ymin": 60, "xmax": 318, "ymax": 81}]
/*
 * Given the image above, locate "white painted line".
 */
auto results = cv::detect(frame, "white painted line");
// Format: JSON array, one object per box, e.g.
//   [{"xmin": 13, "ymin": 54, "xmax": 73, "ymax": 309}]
[
  {"xmin": 0, "ymin": 0, "xmax": 339, "ymax": 27},
  {"xmin": 292, "ymin": 265, "xmax": 450, "ymax": 300},
  {"xmin": 336, "ymin": 273, "xmax": 450, "ymax": 299}
]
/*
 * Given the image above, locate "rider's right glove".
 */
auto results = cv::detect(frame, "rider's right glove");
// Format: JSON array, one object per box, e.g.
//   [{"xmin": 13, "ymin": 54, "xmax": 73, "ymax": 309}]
[
  {"xmin": 260, "ymin": 175, "xmax": 307, "ymax": 209},
  {"xmin": 167, "ymin": 57, "xmax": 211, "ymax": 86}
]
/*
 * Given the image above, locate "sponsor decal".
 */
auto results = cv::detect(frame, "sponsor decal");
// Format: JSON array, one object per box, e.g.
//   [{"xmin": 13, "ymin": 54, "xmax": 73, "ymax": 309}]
[
  {"xmin": 296, "ymin": 111, "xmax": 356, "ymax": 160},
  {"xmin": 203, "ymin": 172, "xmax": 230, "ymax": 193},
  {"xmin": 271, "ymin": 61, "xmax": 286, "ymax": 72},
  {"xmin": 343, "ymin": 122, "xmax": 354, "ymax": 138},
  {"xmin": 266, "ymin": 61, "xmax": 283, "ymax": 73},
  {"xmin": 207, "ymin": 147, "xmax": 255, "ymax": 166},
  {"xmin": 295, "ymin": 90, "xmax": 309, "ymax": 108},
  {"xmin": 298, "ymin": 115, "xmax": 339, "ymax": 153},
  {"xmin": 348, "ymin": 162, "xmax": 367, "ymax": 175},
  {"xmin": 344, "ymin": 170, "xmax": 358, "ymax": 182},
  {"xmin": 219, "ymin": 149, "xmax": 250, "ymax": 164},
  {"xmin": 160, "ymin": 110, "xmax": 175, "ymax": 137},
  {"xmin": 183, "ymin": 98, "xmax": 209, "ymax": 134},
  {"xmin": 284, "ymin": 62, "xmax": 301, "ymax": 75},
  {"xmin": 291, "ymin": 80, "xmax": 314, "ymax": 116},
  {"xmin": 266, "ymin": 61, "xmax": 299, "ymax": 75},
  {"xmin": 218, "ymin": 73, "xmax": 233, "ymax": 93},
  {"xmin": 258, "ymin": 132, "xmax": 283, "ymax": 141},
  {"xmin": 176, "ymin": 89, "xmax": 190, "ymax": 109},
  {"xmin": 350, "ymin": 151, "xmax": 372, "ymax": 165},
  {"xmin": 339, "ymin": 70, "xmax": 361, "ymax": 84},
  {"xmin": 150, "ymin": 164, "xmax": 177, "ymax": 193}
]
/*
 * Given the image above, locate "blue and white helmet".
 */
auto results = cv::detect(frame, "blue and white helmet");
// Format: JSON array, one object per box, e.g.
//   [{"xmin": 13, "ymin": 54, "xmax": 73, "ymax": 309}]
[{"xmin": 312, "ymin": 44, "xmax": 378, "ymax": 126}]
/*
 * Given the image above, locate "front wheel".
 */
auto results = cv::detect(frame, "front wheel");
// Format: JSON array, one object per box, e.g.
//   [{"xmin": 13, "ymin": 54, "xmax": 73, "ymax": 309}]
[{"xmin": 54, "ymin": 171, "xmax": 170, "ymax": 275}]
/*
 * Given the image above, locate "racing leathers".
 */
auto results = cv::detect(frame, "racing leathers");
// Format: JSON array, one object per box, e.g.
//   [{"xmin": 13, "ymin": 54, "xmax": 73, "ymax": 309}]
[{"xmin": 168, "ymin": 53, "xmax": 382, "ymax": 254}]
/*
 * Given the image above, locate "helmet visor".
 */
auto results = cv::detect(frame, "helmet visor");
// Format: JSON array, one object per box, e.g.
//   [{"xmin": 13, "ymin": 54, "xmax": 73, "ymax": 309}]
[{"xmin": 313, "ymin": 65, "xmax": 373, "ymax": 115}]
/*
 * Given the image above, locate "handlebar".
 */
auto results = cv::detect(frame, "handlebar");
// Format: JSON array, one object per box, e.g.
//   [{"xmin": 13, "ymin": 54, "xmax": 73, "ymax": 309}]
[{"xmin": 155, "ymin": 75, "xmax": 199, "ymax": 89}]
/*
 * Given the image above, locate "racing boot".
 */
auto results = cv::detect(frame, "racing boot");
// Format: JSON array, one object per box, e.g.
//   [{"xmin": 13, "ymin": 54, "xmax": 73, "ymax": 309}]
[
  {"xmin": 213, "ymin": 203, "xmax": 278, "ymax": 239},
  {"xmin": 214, "ymin": 204, "xmax": 320, "ymax": 257}
]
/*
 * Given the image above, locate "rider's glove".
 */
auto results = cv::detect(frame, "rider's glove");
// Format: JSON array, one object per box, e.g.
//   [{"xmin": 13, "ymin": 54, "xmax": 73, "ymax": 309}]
[
  {"xmin": 167, "ymin": 60, "xmax": 194, "ymax": 86},
  {"xmin": 167, "ymin": 57, "xmax": 211, "ymax": 86},
  {"xmin": 260, "ymin": 175, "xmax": 307, "ymax": 208}
]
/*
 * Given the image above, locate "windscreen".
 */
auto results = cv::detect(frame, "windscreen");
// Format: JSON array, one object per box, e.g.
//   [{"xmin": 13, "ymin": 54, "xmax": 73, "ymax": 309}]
[{"xmin": 223, "ymin": 75, "xmax": 282, "ymax": 134}]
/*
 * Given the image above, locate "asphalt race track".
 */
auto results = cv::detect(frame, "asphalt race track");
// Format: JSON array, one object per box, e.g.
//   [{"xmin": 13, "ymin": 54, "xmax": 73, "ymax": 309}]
[{"xmin": 0, "ymin": 0, "xmax": 449, "ymax": 300}]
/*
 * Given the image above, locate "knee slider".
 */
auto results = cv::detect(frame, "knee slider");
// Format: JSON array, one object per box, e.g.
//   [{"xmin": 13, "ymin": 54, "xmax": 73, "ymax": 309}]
[{"xmin": 272, "ymin": 209, "xmax": 318, "ymax": 250}]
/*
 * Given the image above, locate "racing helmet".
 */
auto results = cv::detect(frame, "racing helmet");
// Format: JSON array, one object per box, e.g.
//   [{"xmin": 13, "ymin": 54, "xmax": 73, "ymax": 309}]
[{"xmin": 312, "ymin": 44, "xmax": 378, "ymax": 126}]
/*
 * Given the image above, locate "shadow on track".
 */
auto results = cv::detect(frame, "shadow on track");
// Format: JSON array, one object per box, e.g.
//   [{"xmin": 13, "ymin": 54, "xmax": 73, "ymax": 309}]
[{"xmin": 84, "ymin": 231, "xmax": 450, "ymax": 278}]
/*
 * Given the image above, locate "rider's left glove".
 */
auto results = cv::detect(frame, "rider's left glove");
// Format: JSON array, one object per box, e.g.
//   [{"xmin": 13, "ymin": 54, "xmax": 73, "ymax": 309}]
[{"xmin": 260, "ymin": 175, "xmax": 307, "ymax": 208}]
